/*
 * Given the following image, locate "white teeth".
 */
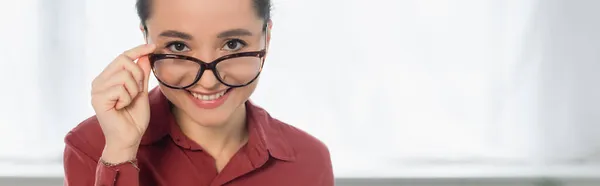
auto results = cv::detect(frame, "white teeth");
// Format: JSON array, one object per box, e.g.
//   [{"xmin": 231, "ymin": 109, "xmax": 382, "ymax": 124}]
[{"xmin": 191, "ymin": 90, "xmax": 227, "ymax": 101}]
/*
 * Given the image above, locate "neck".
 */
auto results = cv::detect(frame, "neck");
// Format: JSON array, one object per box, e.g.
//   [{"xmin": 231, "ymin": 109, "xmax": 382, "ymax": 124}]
[{"xmin": 173, "ymin": 103, "xmax": 249, "ymax": 158}]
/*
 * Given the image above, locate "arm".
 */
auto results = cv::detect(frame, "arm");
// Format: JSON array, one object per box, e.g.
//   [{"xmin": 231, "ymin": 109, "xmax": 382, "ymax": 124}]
[
  {"xmin": 64, "ymin": 44, "xmax": 155, "ymax": 186},
  {"xmin": 63, "ymin": 132, "xmax": 140, "ymax": 186}
]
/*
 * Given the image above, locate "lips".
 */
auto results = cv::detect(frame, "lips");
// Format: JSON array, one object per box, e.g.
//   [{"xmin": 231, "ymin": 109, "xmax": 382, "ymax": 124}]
[
  {"xmin": 185, "ymin": 88, "xmax": 232, "ymax": 109},
  {"xmin": 189, "ymin": 89, "xmax": 227, "ymax": 101}
]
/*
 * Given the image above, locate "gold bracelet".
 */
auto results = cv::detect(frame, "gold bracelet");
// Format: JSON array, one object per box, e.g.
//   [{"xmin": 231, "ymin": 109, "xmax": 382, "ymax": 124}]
[{"xmin": 100, "ymin": 159, "xmax": 140, "ymax": 171}]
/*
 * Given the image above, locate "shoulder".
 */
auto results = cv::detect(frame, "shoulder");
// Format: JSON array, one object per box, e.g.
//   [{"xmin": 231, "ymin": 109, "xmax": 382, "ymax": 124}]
[
  {"xmin": 64, "ymin": 116, "xmax": 106, "ymax": 160},
  {"xmin": 248, "ymin": 102, "xmax": 332, "ymax": 164},
  {"xmin": 274, "ymin": 119, "xmax": 332, "ymax": 162},
  {"xmin": 266, "ymin": 117, "xmax": 335, "ymax": 183}
]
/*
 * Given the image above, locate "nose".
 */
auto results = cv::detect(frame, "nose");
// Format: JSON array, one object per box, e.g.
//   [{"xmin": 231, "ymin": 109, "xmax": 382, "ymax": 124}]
[{"xmin": 195, "ymin": 69, "xmax": 221, "ymax": 90}]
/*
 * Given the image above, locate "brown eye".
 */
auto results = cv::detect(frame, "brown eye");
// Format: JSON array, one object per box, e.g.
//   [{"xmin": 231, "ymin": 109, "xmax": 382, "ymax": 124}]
[
  {"xmin": 222, "ymin": 39, "xmax": 247, "ymax": 52},
  {"xmin": 167, "ymin": 42, "xmax": 190, "ymax": 53}
]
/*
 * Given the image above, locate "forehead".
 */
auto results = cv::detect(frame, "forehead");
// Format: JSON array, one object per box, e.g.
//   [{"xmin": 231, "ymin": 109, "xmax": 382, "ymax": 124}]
[{"xmin": 147, "ymin": 0, "xmax": 264, "ymax": 36}]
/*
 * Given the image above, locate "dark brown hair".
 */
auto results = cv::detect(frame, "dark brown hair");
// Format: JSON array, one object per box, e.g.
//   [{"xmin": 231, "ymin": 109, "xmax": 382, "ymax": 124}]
[{"xmin": 136, "ymin": 0, "xmax": 272, "ymax": 31}]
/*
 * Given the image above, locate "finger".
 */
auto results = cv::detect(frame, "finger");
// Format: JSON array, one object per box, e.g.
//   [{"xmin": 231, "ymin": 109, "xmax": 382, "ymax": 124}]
[
  {"xmin": 106, "ymin": 85, "xmax": 133, "ymax": 110},
  {"xmin": 102, "ymin": 70, "xmax": 140, "ymax": 98},
  {"xmin": 92, "ymin": 85, "xmax": 132, "ymax": 111},
  {"xmin": 122, "ymin": 43, "xmax": 156, "ymax": 61},
  {"xmin": 93, "ymin": 69, "xmax": 139, "ymax": 94},
  {"xmin": 99, "ymin": 44, "xmax": 156, "ymax": 82},
  {"xmin": 122, "ymin": 59, "xmax": 145, "ymax": 90},
  {"xmin": 97, "ymin": 59, "xmax": 145, "ymax": 90},
  {"xmin": 136, "ymin": 55, "xmax": 152, "ymax": 93}
]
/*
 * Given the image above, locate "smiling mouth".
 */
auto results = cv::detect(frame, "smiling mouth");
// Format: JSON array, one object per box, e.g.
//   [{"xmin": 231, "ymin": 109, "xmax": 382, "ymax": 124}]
[{"xmin": 187, "ymin": 88, "xmax": 232, "ymax": 101}]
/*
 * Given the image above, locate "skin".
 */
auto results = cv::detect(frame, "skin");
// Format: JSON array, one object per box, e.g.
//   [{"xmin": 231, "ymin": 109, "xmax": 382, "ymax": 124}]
[{"xmin": 91, "ymin": 0, "xmax": 271, "ymax": 172}]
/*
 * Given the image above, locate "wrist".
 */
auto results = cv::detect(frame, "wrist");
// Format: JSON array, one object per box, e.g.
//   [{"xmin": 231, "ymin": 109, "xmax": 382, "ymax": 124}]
[
  {"xmin": 99, "ymin": 158, "xmax": 140, "ymax": 171},
  {"xmin": 101, "ymin": 145, "xmax": 139, "ymax": 164}
]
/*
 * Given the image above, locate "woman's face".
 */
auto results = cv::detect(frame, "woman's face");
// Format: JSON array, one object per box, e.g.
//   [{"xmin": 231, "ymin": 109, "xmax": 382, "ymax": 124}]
[{"xmin": 144, "ymin": 0, "xmax": 269, "ymax": 126}]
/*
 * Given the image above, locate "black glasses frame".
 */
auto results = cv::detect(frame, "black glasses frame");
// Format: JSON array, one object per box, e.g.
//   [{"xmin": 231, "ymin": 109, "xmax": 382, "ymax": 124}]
[{"xmin": 148, "ymin": 50, "xmax": 266, "ymax": 89}]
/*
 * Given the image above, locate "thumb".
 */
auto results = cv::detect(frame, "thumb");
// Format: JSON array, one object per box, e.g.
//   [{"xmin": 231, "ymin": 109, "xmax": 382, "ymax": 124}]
[{"xmin": 137, "ymin": 55, "xmax": 152, "ymax": 93}]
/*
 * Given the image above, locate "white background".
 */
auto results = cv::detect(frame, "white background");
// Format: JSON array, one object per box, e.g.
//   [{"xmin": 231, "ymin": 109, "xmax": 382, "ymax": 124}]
[{"xmin": 0, "ymin": 0, "xmax": 599, "ymax": 178}]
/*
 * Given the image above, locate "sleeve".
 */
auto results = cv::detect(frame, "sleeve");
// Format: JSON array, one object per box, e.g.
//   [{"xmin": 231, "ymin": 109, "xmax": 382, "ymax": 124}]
[
  {"xmin": 318, "ymin": 148, "xmax": 335, "ymax": 186},
  {"xmin": 63, "ymin": 132, "xmax": 140, "ymax": 186}
]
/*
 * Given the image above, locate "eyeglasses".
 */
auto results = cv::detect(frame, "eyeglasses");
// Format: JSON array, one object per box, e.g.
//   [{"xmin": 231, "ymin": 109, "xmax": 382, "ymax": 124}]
[{"xmin": 149, "ymin": 50, "xmax": 266, "ymax": 89}]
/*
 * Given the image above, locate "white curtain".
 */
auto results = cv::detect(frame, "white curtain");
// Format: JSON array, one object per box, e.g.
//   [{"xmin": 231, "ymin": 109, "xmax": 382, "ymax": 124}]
[{"xmin": 1, "ymin": 0, "xmax": 599, "ymax": 177}]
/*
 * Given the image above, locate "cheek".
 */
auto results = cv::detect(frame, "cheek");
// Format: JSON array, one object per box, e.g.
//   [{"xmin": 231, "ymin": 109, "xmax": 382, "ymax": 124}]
[
  {"xmin": 159, "ymin": 85, "xmax": 188, "ymax": 104},
  {"xmin": 230, "ymin": 80, "xmax": 258, "ymax": 102}
]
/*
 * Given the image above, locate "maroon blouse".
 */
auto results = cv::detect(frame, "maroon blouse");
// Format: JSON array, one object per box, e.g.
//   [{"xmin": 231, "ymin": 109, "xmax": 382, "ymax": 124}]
[{"xmin": 63, "ymin": 88, "xmax": 334, "ymax": 186}]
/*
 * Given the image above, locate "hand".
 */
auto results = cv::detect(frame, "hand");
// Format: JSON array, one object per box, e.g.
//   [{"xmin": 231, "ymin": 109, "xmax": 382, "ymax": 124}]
[{"xmin": 90, "ymin": 44, "xmax": 156, "ymax": 162}]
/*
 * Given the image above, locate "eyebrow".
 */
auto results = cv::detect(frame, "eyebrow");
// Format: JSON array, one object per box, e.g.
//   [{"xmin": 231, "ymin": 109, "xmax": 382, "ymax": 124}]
[
  {"xmin": 217, "ymin": 29, "xmax": 253, "ymax": 38},
  {"xmin": 159, "ymin": 30, "xmax": 194, "ymax": 40}
]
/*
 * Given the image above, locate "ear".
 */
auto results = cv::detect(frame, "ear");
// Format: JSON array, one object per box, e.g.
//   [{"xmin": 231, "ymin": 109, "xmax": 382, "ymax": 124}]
[
  {"xmin": 265, "ymin": 20, "xmax": 273, "ymax": 51},
  {"xmin": 139, "ymin": 23, "xmax": 148, "ymax": 43}
]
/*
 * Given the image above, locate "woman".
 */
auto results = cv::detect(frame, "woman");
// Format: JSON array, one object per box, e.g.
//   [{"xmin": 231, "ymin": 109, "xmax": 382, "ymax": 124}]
[{"xmin": 63, "ymin": 0, "xmax": 334, "ymax": 185}]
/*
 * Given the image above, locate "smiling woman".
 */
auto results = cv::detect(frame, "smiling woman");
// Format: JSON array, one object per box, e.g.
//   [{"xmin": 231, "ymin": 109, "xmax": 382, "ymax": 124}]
[
  {"xmin": 62, "ymin": 0, "xmax": 333, "ymax": 185},
  {"xmin": 0, "ymin": 0, "xmax": 587, "ymax": 183}
]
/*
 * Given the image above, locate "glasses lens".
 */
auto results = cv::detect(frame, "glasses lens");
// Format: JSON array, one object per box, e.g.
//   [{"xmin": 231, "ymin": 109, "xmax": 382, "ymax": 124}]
[
  {"xmin": 216, "ymin": 56, "xmax": 262, "ymax": 86},
  {"xmin": 153, "ymin": 58, "xmax": 200, "ymax": 88}
]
